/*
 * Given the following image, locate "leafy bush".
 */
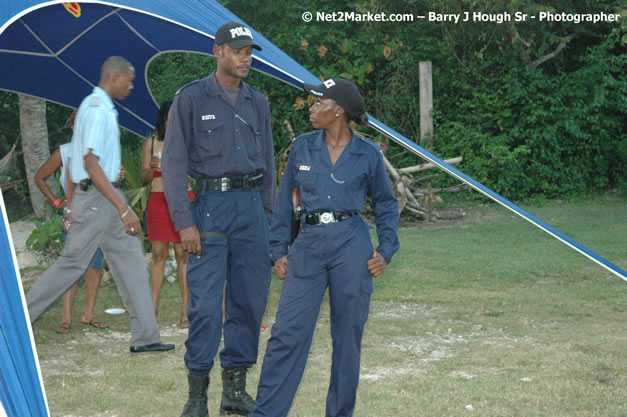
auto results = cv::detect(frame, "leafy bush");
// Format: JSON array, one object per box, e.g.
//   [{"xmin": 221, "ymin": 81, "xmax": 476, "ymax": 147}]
[
  {"xmin": 220, "ymin": 0, "xmax": 626, "ymax": 200},
  {"xmin": 26, "ymin": 215, "xmax": 63, "ymax": 252}
]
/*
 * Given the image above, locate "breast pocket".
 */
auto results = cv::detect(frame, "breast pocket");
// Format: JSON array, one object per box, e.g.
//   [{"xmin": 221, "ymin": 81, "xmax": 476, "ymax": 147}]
[
  {"xmin": 348, "ymin": 173, "xmax": 366, "ymax": 200},
  {"xmin": 295, "ymin": 171, "xmax": 319, "ymax": 207},
  {"xmin": 240, "ymin": 118, "xmax": 262, "ymax": 159},
  {"xmin": 246, "ymin": 124, "xmax": 262, "ymax": 160},
  {"xmin": 194, "ymin": 119, "xmax": 225, "ymax": 157}
]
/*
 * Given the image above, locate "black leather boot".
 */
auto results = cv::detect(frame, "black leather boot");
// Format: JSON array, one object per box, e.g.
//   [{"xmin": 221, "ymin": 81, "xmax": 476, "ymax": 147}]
[
  {"xmin": 180, "ymin": 373, "xmax": 209, "ymax": 417},
  {"xmin": 220, "ymin": 367, "xmax": 256, "ymax": 416}
]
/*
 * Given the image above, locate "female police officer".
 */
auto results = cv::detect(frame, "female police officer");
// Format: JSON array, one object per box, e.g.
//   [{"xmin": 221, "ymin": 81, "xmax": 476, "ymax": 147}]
[{"xmin": 251, "ymin": 79, "xmax": 400, "ymax": 417}]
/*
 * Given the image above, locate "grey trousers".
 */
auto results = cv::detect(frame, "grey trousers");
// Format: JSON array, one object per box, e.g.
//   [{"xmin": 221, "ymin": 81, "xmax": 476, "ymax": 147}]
[{"xmin": 26, "ymin": 186, "xmax": 160, "ymax": 347}]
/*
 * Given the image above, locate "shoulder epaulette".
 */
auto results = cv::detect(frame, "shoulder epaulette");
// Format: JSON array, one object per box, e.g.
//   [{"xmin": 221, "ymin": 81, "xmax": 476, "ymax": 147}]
[
  {"xmin": 88, "ymin": 95, "xmax": 101, "ymax": 106},
  {"xmin": 292, "ymin": 131, "xmax": 316, "ymax": 143},
  {"xmin": 358, "ymin": 136, "xmax": 384, "ymax": 153},
  {"xmin": 175, "ymin": 79, "xmax": 202, "ymax": 96}
]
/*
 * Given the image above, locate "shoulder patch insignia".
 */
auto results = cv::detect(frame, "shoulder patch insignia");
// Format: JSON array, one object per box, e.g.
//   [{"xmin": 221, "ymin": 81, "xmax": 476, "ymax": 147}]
[
  {"xmin": 175, "ymin": 79, "xmax": 201, "ymax": 96},
  {"xmin": 89, "ymin": 96, "xmax": 101, "ymax": 106}
]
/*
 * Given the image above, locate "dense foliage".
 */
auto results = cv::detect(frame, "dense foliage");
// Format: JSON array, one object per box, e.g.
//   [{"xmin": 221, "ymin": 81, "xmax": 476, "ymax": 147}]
[
  {"xmin": 1, "ymin": 0, "xmax": 625, "ymax": 204},
  {"xmin": 220, "ymin": 0, "xmax": 626, "ymax": 200}
]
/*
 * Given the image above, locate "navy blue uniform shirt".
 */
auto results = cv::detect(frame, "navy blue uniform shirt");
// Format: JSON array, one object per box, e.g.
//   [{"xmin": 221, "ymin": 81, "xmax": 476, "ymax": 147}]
[
  {"xmin": 162, "ymin": 72, "xmax": 275, "ymax": 231},
  {"xmin": 270, "ymin": 129, "xmax": 400, "ymax": 263}
]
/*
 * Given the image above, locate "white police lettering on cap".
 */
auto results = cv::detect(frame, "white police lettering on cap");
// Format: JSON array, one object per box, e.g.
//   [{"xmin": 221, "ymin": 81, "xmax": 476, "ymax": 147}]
[
  {"xmin": 230, "ymin": 27, "xmax": 253, "ymax": 39},
  {"xmin": 323, "ymin": 79, "xmax": 336, "ymax": 88},
  {"xmin": 310, "ymin": 89, "xmax": 324, "ymax": 97},
  {"xmin": 201, "ymin": 114, "xmax": 216, "ymax": 120}
]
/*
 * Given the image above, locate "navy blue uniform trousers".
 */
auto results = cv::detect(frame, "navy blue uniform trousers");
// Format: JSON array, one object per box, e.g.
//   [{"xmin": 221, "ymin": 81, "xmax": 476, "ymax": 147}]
[
  {"xmin": 184, "ymin": 187, "xmax": 271, "ymax": 374},
  {"xmin": 253, "ymin": 215, "xmax": 374, "ymax": 417}
]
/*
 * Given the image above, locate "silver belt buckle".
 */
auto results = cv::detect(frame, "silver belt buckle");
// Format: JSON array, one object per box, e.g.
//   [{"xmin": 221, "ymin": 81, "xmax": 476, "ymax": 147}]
[
  {"xmin": 320, "ymin": 212, "xmax": 334, "ymax": 224},
  {"xmin": 220, "ymin": 177, "xmax": 229, "ymax": 192}
]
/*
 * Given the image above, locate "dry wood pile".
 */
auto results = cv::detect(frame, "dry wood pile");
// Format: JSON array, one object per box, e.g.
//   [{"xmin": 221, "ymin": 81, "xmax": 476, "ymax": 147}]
[{"xmin": 383, "ymin": 152, "xmax": 467, "ymax": 222}]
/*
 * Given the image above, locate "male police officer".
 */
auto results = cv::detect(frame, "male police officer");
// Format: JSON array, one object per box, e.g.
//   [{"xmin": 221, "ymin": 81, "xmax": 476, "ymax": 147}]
[
  {"xmin": 161, "ymin": 22, "xmax": 275, "ymax": 417},
  {"xmin": 26, "ymin": 56, "xmax": 174, "ymax": 354}
]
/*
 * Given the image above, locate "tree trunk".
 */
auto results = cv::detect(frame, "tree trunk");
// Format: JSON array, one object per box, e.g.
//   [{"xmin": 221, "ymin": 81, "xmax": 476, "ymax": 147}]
[{"xmin": 19, "ymin": 94, "xmax": 55, "ymax": 218}]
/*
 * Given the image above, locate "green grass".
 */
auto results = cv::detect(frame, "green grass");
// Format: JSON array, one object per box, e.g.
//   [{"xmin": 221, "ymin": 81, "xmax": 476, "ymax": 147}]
[{"xmin": 26, "ymin": 196, "xmax": 626, "ymax": 416}]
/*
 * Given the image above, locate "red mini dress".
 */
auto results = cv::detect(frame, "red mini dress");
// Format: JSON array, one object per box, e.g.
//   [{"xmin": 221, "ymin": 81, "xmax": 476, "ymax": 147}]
[{"xmin": 146, "ymin": 171, "xmax": 193, "ymax": 243}]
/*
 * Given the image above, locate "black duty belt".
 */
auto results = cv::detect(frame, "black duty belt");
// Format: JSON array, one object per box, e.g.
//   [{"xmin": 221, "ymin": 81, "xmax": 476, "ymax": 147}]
[
  {"xmin": 79, "ymin": 178, "xmax": 121, "ymax": 191},
  {"xmin": 305, "ymin": 211, "xmax": 354, "ymax": 225},
  {"xmin": 200, "ymin": 172, "xmax": 264, "ymax": 192}
]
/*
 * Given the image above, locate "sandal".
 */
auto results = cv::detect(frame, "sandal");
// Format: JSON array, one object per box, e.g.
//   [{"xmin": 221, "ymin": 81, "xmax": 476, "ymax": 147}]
[
  {"xmin": 179, "ymin": 319, "xmax": 190, "ymax": 329},
  {"xmin": 81, "ymin": 318, "xmax": 109, "ymax": 329},
  {"xmin": 56, "ymin": 322, "xmax": 71, "ymax": 334}
]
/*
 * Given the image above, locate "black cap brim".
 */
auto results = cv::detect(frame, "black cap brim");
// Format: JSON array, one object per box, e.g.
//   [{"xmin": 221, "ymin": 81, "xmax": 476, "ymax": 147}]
[
  {"xmin": 303, "ymin": 82, "xmax": 329, "ymax": 99},
  {"xmin": 225, "ymin": 39, "xmax": 262, "ymax": 51}
]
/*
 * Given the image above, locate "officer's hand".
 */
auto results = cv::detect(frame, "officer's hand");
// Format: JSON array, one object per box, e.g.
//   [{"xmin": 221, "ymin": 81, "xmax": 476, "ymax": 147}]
[
  {"xmin": 274, "ymin": 256, "xmax": 288, "ymax": 280},
  {"xmin": 120, "ymin": 206, "xmax": 141, "ymax": 236},
  {"xmin": 180, "ymin": 226, "xmax": 202, "ymax": 258},
  {"xmin": 367, "ymin": 251, "xmax": 387, "ymax": 277}
]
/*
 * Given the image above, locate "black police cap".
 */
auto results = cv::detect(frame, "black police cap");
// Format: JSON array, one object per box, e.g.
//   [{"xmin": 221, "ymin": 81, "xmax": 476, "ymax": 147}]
[
  {"xmin": 303, "ymin": 78, "xmax": 368, "ymax": 124},
  {"xmin": 215, "ymin": 21, "xmax": 261, "ymax": 51}
]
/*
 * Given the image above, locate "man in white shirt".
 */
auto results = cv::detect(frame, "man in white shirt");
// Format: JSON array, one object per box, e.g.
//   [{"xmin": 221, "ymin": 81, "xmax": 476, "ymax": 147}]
[{"xmin": 27, "ymin": 56, "xmax": 173, "ymax": 353}]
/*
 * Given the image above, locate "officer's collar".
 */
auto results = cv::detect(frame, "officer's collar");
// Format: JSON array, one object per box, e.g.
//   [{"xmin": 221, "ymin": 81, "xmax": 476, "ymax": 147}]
[
  {"xmin": 310, "ymin": 129, "xmax": 367, "ymax": 155},
  {"xmin": 92, "ymin": 87, "xmax": 115, "ymax": 110},
  {"xmin": 205, "ymin": 72, "xmax": 252, "ymax": 100}
]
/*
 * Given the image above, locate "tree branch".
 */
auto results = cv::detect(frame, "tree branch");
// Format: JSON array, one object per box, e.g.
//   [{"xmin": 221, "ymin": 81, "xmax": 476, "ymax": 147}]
[{"xmin": 529, "ymin": 33, "xmax": 578, "ymax": 69}]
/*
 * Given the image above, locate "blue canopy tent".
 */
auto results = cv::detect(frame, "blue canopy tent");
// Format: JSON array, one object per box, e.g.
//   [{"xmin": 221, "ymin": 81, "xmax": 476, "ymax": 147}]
[{"xmin": 0, "ymin": 1, "xmax": 625, "ymax": 415}]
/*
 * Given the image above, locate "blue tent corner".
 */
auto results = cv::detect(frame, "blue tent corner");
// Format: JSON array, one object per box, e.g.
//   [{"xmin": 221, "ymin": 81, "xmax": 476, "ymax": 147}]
[{"xmin": 0, "ymin": 194, "xmax": 49, "ymax": 417}]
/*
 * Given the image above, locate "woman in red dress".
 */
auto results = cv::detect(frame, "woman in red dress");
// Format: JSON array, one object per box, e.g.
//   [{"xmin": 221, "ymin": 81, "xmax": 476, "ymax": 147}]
[{"xmin": 141, "ymin": 101, "xmax": 193, "ymax": 328}]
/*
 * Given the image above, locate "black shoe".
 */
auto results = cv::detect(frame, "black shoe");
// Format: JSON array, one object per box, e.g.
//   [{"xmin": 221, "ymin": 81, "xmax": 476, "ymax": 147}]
[{"xmin": 130, "ymin": 342, "xmax": 175, "ymax": 353}]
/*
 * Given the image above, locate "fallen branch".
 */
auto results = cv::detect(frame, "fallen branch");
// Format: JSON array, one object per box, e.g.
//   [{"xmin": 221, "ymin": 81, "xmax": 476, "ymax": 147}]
[
  {"xmin": 389, "ymin": 150, "xmax": 408, "ymax": 160},
  {"xmin": 415, "ymin": 184, "xmax": 469, "ymax": 194},
  {"xmin": 384, "ymin": 155, "xmax": 425, "ymax": 214},
  {"xmin": 398, "ymin": 156, "xmax": 462, "ymax": 174},
  {"xmin": 410, "ymin": 173, "xmax": 439, "ymax": 185},
  {"xmin": 383, "ymin": 154, "xmax": 401, "ymax": 182},
  {"xmin": 404, "ymin": 205, "xmax": 429, "ymax": 220},
  {"xmin": 381, "ymin": 153, "xmax": 471, "ymax": 223}
]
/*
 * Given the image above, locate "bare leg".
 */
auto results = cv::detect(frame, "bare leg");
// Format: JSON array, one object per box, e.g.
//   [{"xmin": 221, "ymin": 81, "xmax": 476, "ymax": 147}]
[
  {"xmin": 81, "ymin": 268, "xmax": 106, "ymax": 328},
  {"xmin": 151, "ymin": 241, "xmax": 170, "ymax": 317},
  {"xmin": 174, "ymin": 242, "xmax": 190, "ymax": 327},
  {"xmin": 57, "ymin": 285, "xmax": 78, "ymax": 333}
]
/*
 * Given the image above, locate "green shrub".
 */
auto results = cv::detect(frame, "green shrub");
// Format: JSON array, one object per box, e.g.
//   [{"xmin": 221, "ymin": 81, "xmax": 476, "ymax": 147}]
[{"xmin": 26, "ymin": 215, "xmax": 63, "ymax": 252}]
